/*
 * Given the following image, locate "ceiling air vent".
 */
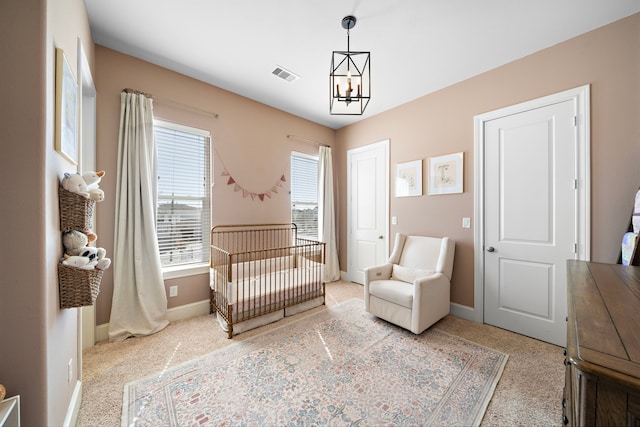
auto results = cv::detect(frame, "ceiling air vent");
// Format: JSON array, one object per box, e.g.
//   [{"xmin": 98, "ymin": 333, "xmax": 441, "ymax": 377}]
[{"xmin": 272, "ymin": 66, "xmax": 299, "ymax": 83}]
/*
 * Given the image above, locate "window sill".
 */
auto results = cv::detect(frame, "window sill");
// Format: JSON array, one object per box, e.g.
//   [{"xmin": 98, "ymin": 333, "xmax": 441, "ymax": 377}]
[{"xmin": 162, "ymin": 263, "xmax": 209, "ymax": 280}]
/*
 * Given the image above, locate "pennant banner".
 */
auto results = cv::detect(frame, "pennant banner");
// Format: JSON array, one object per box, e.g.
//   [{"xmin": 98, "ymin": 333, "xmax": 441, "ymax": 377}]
[{"xmin": 223, "ymin": 169, "xmax": 286, "ymax": 202}]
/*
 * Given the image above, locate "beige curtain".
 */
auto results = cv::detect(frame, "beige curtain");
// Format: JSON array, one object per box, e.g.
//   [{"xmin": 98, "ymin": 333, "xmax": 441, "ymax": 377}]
[
  {"xmin": 109, "ymin": 90, "xmax": 169, "ymax": 341},
  {"xmin": 319, "ymin": 146, "xmax": 340, "ymax": 281}
]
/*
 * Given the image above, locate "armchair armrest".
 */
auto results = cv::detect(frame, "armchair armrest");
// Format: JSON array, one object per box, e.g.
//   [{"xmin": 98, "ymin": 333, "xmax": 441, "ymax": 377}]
[
  {"xmin": 412, "ymin": 273, "xmax": 451, "ymax": 332},
  {"xmin": 363, "ymin": 263, "xmax": 393, "ymax": 285},
  {"xmin": 363, "ymin": 263, "xmax": 393, "ymax": 312}
]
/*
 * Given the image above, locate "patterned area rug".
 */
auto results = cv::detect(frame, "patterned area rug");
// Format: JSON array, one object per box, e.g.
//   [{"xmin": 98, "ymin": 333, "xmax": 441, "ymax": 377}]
[{"xmin": 122, "ymin": 299, "xmax": 508, "ymax": 426}]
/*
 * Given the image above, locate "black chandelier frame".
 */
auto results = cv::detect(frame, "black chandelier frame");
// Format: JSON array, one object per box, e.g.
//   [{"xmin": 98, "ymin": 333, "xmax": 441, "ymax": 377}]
[{"xmin": 329, "ymin": 16, "xmax": 371, "ymax": 115}]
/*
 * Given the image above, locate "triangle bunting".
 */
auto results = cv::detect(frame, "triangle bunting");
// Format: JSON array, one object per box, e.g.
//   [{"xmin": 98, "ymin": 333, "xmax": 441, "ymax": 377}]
[{"xmin": 221, "ymin": 170, "xmax": 287, "ymax": 202}]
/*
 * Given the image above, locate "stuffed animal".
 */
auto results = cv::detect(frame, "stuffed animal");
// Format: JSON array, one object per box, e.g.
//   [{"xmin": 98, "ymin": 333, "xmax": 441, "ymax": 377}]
[
  {"xmin": 82, "ymin": 170, "xmax": 105, "ymax": 190},
  {"xmin": 62, "ymin": 247, "xmax": 111, "ymax": 271},
  {"xmin": 85, "ymin": 230, "xmax": 97, "ymax": 243},
  {"xmin": 62, "ymin": 232, "xmax": 111, "ymax": 270},
  {"xmin": 95, "ymin": 247, "xmax": 111, "ymax": 270},
  {"xmin": 88, "ymin": 188, "xmax": 104, "ymax": 202},
  {"xmin": 62, "ymin": 230, "xmax": 90, "ymax": 256},
  {"xmin": 62, "ymin": 255, "xmax": 98, "ymax": 270},
  {"xmin": 84, "ymin": 171, "xmax": 105, "ymax": 201},
  {"xmin": 61, "ymin": 171, "xmax": 106, "ymax": 201},
  {"xmin": 61, "ymin": 172, "xmax": 89, "ymax": 198}
]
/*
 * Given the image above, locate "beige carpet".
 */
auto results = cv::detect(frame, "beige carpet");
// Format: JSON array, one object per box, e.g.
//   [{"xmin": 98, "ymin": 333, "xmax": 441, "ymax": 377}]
[{"xmin": 78, "ymin": 281, "xmax": 564, "ymax": 426}]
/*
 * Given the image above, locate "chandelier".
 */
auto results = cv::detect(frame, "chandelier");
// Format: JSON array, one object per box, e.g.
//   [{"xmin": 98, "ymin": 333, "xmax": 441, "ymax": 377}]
[{"xmin": 329, "ymin": 16, "xmax": 371, "ymax": 115}]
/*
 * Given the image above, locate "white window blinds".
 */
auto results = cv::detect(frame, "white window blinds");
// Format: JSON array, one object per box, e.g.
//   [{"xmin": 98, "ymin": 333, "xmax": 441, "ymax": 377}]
[
  {"xmin": 291, "ymin": 152, "xmax": 318, "ymax": 240},
  {"xmin": 154, "ymin": 120, "xmax": 211, "ymax": 267}
]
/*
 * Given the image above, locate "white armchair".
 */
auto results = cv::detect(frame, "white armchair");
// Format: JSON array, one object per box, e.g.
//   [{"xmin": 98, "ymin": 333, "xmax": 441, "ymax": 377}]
[{"xmin": 364, "ymin": 233, "xmax": 455, "ymax": 334}]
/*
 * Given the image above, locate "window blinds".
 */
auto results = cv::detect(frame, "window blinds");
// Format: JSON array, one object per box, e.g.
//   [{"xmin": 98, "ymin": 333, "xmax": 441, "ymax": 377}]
[
  {"xmin": 155, "ymin": 122, "xmax": 211, "ymax": 267},
  {"xmin": 291, "ymin": 153, "xmax": 318, "ymax": 239}
]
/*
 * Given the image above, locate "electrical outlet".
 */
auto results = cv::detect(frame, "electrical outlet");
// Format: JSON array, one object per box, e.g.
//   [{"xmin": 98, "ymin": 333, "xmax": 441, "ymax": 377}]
[
  {"xmin": 68, "ymin": 359, "xmax": 73, "ymax": 383},
  {"xmin": 462, "ymin": 217, "xmax": 471, "ymax": 228},
  {"xmin": 391, "ymin": 216, "xmax": 398, "ymax": 225},
  {"xmin": 169, "ymin": 285, "xmax": 178, "ymax": 297}
]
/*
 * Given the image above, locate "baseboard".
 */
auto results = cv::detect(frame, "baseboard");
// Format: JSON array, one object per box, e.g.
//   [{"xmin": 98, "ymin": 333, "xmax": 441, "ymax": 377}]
[
  {"xmin": 95, "ymin": 299, "xmax": 210, "ymax": 343},
  {"xmin": 449, "ymin": 302, "xmax": 476, "ymax": 321},
  {"xmin": 166, "ymin": 299, "xmax": 210, "ymax": 322},
  {"xmin": 96, "ymin": 322, "xmax": 109, "ymax": 343},
  {"xmin": 63, "ymin": 380, "xmax": 82, "ymax": 427},
  {"xmin": 340, "ymin": 270, "xmax": 364, "ymax": 284}
]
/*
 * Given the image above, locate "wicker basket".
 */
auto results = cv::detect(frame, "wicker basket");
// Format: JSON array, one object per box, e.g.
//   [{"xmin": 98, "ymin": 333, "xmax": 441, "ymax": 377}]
[
  {"xmin": 59, "ymin": 186, "xmax": 95, "ymax": 232},
  {"xmin": 58, "ymin": 263, "xmax": 103, "ymax": 308}
]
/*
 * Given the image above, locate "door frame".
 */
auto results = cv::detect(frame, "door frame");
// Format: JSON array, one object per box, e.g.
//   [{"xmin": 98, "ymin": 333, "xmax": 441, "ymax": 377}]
[
  {"xmin": 345, "ymin": 139, "xmax": 390, "ymax": 283},
  {"xmin": 78, "ymin": 38, "xmax": 97, "ymax": 353},
  {"xmin": 473, "ymin": 85, "xmax": 591, "ymax": 323}
]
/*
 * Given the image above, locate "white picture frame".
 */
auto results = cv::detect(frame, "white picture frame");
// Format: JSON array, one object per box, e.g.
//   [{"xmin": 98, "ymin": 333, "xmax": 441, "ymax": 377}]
[
  {"xmin": 428, "ymin": 152, "xmax": 463, "ymax": 195},
  {"xmin": 55, "ymin": 47, "xmax": 78, "ymax": 165},
  {"xmin": 395, "ymin": 159, "xmax": 422, "ymax": 197}
]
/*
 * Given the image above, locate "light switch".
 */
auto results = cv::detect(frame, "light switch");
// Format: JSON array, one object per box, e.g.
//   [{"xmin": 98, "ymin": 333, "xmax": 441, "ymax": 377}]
[{"xmin": 462, "ymin": 217, "xmax": 471, "ymax": 228}]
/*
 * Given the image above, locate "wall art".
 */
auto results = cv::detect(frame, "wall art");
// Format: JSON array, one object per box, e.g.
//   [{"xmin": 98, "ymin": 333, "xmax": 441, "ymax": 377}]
[
  {"xmin": 55, "ymin": 48, "xmax": 78, "ymax": 164},
  {"xmin": 428, "ymin": 152, "xmax": 463, "ymax": 195}
]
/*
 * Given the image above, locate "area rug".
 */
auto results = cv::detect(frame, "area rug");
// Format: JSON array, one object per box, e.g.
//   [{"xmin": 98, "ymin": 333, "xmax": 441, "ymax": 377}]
[{"xmin": 122, "ymin": 299, "xmax": 508, "ymax": 426}]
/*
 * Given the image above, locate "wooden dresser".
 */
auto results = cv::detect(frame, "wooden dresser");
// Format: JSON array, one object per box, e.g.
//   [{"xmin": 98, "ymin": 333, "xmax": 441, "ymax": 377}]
[{"xmin": 564, "ymin": 261, "xmax": 640, "ymax": 426}]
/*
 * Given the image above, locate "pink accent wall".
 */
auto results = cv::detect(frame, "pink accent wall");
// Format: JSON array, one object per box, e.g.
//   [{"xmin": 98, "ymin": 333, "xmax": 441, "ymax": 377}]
[
  {"xmin": 336, "ymin": 13, "xmax": 640, "ymax": 307},
  {"xmin": 94, "ymin": 46, "xmax": 336, "ymax": 325},
  {"xmin": 0, "ymin": 0, "xmax": 95, "ymax": 425}
]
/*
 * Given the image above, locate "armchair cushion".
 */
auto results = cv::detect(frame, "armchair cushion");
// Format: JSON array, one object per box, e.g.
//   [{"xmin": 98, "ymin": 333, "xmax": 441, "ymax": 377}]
[
  {"xmin": 368, "ymin": 280, "xmax": 413, "ymax": 308},
  {"xmin": 391, "ymin": 265, "xmax": 435, "ymax": 283}
]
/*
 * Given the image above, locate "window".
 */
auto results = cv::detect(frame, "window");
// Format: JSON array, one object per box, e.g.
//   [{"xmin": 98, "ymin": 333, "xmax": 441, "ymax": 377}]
[
  {"xmin": 291, "ymin": 152, "xmax": 318, "ymax": 240},
  {"xmin": 154, "ymin": 120, "xmax": 211, "ymax": 270}
]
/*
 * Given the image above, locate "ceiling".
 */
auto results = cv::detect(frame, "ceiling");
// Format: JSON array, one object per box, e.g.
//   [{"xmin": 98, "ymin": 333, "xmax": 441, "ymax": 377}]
[{"xmin": 84, "ymin": 1, "xmax": 640, "ymax": 130}]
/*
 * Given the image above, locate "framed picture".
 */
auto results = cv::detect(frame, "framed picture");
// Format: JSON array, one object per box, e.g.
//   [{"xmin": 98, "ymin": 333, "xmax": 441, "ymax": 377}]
[
  {"xmin": 428, "ymin": 152, "xmax": 463, "ymax": 195},
  {"xmin": 55, "ymin": 48, "xmax": 78, "ymax": 165},
  {"xmin": 395, "ymin": 159, "xmax": 422, "ymax": 197}
]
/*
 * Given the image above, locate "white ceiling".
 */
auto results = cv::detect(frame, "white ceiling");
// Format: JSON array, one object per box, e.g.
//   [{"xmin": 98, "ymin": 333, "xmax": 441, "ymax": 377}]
[{"xmin": 84, "ymin": 1, "xmax": 640, "ymax": 130}]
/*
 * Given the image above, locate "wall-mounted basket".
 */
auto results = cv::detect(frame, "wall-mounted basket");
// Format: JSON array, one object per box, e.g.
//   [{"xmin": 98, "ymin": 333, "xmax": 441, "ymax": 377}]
[
  {"xmin": 59, "ymin": 186, "xmax": 95, "ymax": 232},
  {"xmin": 58, "ymin": 263, "xmax": 103, "ymax": 308}
]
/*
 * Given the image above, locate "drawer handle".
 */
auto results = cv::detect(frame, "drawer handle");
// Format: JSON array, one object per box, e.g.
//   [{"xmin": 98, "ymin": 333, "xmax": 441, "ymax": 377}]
[{"xmin": 563, "ymin": 415, "xmax": 569, "ymax": 425}]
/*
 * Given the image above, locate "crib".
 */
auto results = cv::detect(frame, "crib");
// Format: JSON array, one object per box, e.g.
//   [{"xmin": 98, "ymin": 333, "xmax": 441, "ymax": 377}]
[{"xmin": 209, "ymin": 223, "xmax": 326, "ymax": 338}]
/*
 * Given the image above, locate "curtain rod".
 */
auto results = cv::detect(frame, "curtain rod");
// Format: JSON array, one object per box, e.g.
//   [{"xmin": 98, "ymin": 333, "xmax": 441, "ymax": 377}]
[
  {"xmin": 121, "ymin": 88, "xmax": 219, "ymax": 119},
  {"xmin": 286, "ymin": 134, "xmax": 329, "ymax": 147}
]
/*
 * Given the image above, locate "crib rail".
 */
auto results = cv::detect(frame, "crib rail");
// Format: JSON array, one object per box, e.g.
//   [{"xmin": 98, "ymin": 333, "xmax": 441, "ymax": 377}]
[
  {"xmin": 210, "ymin": 224, "xmax": 325, "ymax": 338},
  {"xmin": 211, "ymin": 223, "xmax": 298, "ymax": 255}
]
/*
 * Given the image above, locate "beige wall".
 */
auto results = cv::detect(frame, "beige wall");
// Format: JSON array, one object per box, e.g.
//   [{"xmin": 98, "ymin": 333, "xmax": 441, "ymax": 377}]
[
  {"xmin": 336, "ymin": 13, "xmax": 640, "ymax": 307},
  {"xmin": 94, "ymin": 46, "xmax": 336, "ymax": 325},
  {"xmin": 0, "ymin": 0, "xmax": 94, "ymax": 425}
]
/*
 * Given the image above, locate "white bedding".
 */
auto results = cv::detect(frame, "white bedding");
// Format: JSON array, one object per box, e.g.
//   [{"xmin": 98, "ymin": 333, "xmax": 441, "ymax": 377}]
[{"xmin": 210, "ymin": 255, "xmax": 324, "ymax": 307}]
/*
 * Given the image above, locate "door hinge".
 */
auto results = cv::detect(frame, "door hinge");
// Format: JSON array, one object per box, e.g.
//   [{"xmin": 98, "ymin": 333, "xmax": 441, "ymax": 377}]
[
  {"xmin": 574, "ymin": 243, "xmax": 578, "ymax": 254},
  {"xmin": 573, "ymin": 179, "xmax": 578, "ymax": 189},
  {"xmin": 573, "ymin": 116, "xmax": 578, "ymax": 126}
]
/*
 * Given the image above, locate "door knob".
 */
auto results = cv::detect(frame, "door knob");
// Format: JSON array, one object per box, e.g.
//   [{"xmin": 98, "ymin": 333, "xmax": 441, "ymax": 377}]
[
  {"xmin": 487, "ymin": 246, "xmax": 495, "ymax": 252},
  {"xmin": 378, "ymin": 236, "xmax": 383, "ymax": 239}
]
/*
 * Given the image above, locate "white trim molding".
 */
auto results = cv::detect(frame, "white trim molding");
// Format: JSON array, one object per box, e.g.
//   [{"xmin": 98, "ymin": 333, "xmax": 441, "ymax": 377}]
[{"xmin": 63, "ymin": 380, "xmax": 82, "ymax": 427}]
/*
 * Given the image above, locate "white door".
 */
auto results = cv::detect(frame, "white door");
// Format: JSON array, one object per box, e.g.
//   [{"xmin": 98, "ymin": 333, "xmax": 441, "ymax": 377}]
[
  {"xmin": 347, "ymin": 140, "xmax": 389, "ymax": 284},
  {"xmin": 478, "ymin": 86, "xmax": 590, "ymax": 347}
]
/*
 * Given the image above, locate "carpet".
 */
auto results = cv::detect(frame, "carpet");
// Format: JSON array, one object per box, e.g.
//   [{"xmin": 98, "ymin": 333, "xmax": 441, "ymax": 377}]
[{"xmin": 122, "ymin": 299, "xmax": 508, "ymax": 426}]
